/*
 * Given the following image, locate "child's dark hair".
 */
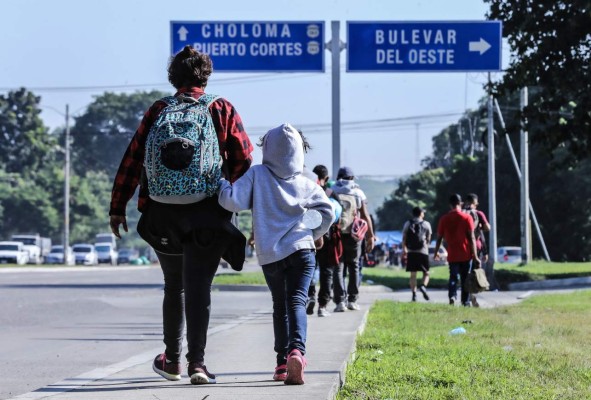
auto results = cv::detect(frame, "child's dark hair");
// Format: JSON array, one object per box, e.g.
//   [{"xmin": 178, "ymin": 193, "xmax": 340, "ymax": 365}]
[
  {"xmin": 312, "ymin": 165, "xmax": 329, "ymax": 181},
  {"xmin": 168, "ymin": 45, "xmax": 213, "ymax": 89},
  {"xmin": 257, "ymin": 127, "xmax": 312, "ymax": 153}
]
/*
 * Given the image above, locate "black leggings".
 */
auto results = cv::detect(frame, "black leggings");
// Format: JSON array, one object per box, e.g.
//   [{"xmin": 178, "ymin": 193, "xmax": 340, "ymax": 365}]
[{"xmin": 158, "ymin": 229, "xmax": 225, "ymax": 364}]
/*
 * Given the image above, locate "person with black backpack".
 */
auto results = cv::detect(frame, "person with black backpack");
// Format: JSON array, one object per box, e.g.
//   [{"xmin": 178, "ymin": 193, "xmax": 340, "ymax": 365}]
[{"xmin": 402, "ymin": 207, "xmax": 432, "ymax": 302}]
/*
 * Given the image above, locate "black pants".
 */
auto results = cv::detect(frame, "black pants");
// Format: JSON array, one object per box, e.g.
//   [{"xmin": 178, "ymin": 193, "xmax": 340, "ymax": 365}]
[
  {"xmin": 138, "ymin": 198, "xmax": 231, "ymax": 364},
  {"xmin": 340, "ymin": 234, "xmax": 362, "ymax": 303},
  {"xmin": 449, "ymin": 261, "xmax": 472, "ymax": 305},
  {"xmin": 315, "ymin": 245, "xmax": 344, "ymax": 307}
]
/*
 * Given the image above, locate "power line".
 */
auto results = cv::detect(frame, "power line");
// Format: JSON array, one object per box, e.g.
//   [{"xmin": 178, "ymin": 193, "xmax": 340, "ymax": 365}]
[
  {"xmin": 247, "ymin": 111, "xmax": 465, "ymax": 134},
  {"xmin": 0, "ymin": 71, "xmax": 329, "ymax": 93}
]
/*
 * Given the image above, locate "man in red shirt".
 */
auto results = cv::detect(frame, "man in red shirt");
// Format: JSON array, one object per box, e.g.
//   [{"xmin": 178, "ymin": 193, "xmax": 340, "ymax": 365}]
[{"xmin": 434, "ymin": 194, "xmax": 481, "ymax": 306}]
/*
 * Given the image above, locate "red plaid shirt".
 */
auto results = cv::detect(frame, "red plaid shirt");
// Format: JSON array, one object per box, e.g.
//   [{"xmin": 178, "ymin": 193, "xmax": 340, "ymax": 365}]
[{"xmin": 109, "ymin": 87, "xmax": 253, "ymax": 216}]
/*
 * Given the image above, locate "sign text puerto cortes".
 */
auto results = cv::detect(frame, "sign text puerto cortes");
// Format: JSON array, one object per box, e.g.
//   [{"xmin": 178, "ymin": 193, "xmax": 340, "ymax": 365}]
[{"xmin": 171, "ymin": 21, "xmax": 325, "ymax": 72}]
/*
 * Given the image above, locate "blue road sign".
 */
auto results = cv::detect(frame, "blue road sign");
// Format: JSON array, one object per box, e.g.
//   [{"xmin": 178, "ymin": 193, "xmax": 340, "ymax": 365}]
[
  {"xmin": 347, "ymin": 21, "xmax": 502, "ymax": 72},
  {"xmin": 171, "ymin": 21, "xmax": 325, "ymax": 72}
]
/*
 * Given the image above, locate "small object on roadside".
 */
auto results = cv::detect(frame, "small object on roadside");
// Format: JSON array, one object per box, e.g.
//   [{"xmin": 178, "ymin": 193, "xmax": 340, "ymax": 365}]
[
  {"xmin": 449, "ymin": 327, "xmax": 467, "ymax": 335},
  {"xmin": 366, "ymin": 279, "xmax": 374, "ymax": 284},
  {"xmin": 462, "ymin": 320, "xmax": 473, "ymax": 324}
]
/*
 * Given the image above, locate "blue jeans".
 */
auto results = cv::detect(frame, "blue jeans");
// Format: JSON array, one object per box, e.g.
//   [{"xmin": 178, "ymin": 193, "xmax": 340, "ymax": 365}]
[
  {"xmin": 448, "ymin": 261, "xmax": 472, "ymax": 305},
  {"xmin": 262, "ymin": 249, "xmax": 316, "ymax": 362}
]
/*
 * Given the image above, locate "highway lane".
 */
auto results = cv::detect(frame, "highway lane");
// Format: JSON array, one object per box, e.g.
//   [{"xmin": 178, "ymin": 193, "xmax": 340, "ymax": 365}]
[{"xmin": 0, "ymin": 265, "xmax": 269, "ymax": 399}]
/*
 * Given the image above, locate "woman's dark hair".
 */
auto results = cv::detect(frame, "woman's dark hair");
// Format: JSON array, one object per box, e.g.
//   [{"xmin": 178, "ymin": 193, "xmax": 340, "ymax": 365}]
[{"xmin": 168, "ymin": 45, "xmax": 213, "ymax": 89}]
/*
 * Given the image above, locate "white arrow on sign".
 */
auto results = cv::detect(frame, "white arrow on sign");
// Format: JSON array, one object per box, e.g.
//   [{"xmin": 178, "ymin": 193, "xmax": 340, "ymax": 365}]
[
  {"xmin": 178, "ymin": 26, "xmax": 188, "ymax": 41},
  {"xmin": 469, "ymin": 38, "xmax": 491, "ymax": 55}
]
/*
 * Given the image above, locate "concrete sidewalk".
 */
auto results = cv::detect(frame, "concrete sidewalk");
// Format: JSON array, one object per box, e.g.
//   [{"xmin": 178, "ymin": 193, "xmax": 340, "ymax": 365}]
[{"xmin": 10, "ymin": 285, "xmax": 562, "ymax": 400}]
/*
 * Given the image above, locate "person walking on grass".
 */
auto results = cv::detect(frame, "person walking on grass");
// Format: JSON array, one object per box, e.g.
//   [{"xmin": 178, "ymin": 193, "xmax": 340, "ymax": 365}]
[
  {"xmin": 433, "ymin": 194, "xmax": 481, "ymax": 306},
  {"xmin": 218, "ymin": 123, "xmax": 333, "ymax": 385},
  {"xmin": 110, "ymin": 45, "xmax": 253, "ymax": 385},
  {"xmin": 402, "ymin": 206, "xmax": 432, "ymax": 302}
]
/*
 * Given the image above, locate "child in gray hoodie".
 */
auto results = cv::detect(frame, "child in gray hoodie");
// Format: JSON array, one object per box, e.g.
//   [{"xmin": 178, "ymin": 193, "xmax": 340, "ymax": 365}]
[{"xmin": 218, "ymin": 123, "xmax": 333, "ymax": 385}]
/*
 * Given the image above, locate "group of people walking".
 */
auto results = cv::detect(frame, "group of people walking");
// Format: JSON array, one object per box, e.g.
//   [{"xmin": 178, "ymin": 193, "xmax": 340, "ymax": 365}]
[
  {"xmin": 108, "ymin": 44, "xmax": 489, "ymax": 389},
  {"xmin": 401, "ymin": 193, "xmax": 490, "ymax": 307},
  {"xmin": 109, "ymin": 46, "xmax": 375, "ymax": 386}
]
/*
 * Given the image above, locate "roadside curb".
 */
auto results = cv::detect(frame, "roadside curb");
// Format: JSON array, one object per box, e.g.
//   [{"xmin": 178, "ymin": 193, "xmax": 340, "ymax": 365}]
[
  {"xmin": 508, "ymin": 276, "xmax": 591, "ymax": 291},
  {"xmin": 212, "ymin": 284, "xmax": 269, "ymax": 292},
  {"xmin": 327, "ymin": 308, "xmax": 370, "ymax": 400}
]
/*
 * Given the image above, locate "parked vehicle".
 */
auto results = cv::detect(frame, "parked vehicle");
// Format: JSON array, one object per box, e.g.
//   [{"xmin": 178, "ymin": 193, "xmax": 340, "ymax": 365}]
[
  {"xmin": 11, "ymin": 234, "xmax": 52, "ymax": 264},
  {"xmin": 44, "ymin": 245, "xmax": 75, "ymax": 265},
  {"xmin": 0, "ymin": 241, "xmax": 30, "ymax": 265},
  {"xmin": 95, "ymin": 233, "xmax": 117, "ymax": 250},
  {"xmin": 72, "ymin": 244, "xmax": 98, "ymax": 266},
  {"xmin": 497, "ymin": 246, "xmax": 522, "ymax": 263},
  {"xmin": 95, "ymin": 243, "xmax": 117, "ymax": 265},
  {"xmin": 116, "ymin": 248, "xmax": 140, "ymax": 265},
  {"xmin": 429, "ymin": 242, "xmax": 448, "ymax": 266}
]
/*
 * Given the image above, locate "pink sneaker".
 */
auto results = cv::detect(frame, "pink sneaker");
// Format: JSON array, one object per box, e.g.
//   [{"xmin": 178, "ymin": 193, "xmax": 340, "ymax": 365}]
[
  {"xmin": 285, "ymin": 349, "xmax": 306, "ymax": 385},
  {"xmin": 273, "ymin": 364, "xmax": 287, "ymax": 381}
]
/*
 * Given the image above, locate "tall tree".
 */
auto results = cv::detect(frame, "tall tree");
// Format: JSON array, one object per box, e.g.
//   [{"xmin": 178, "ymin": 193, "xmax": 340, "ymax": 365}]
[
  {"xmin": 0, "ymin": 88, "xmax": 56, "ymax": 174},
  {"xmin": 71, "ymin": 90, "xmax": 169, "ymax": 178},
  {"xmin": 486, "ymin": 0, "xmax": 591, "ymax": 164},
  {"xmin": 376, "ymin": 168, "xmax": 445, "ymax": 230}
]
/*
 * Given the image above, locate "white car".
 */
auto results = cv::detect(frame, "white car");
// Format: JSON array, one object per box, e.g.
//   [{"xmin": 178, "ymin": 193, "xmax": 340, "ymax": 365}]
[
  {"xmin": 497, "ymin": 246, "xmax": 522, "ymax": 263},
  {"xmin": 72, "ymin": 244, "xmax": 98, "ymax": 266},
  {"xmin": 95, "ymin": 244, "xmax": 117, "ymax": 265},
  {"xmin": 0, "ymin": 241, "xmax": 30, "ymax": 265},
  {"xmin": 44, "ymin": 245, "xmax": 75, "ymax": 265},
  {"xmin": 429, "ymin": 243, "xmax": 448, "ymax": 267}
]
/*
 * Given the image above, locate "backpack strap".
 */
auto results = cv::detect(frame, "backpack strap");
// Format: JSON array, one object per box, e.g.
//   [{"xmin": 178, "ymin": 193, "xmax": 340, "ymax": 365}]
[
  {"xmin": 197, "ymin": 93, "xmax": 221, "ymax": 108},
  {"xmin": 159, "ymin": 95, "xmax": 178, "ymax": 106}
]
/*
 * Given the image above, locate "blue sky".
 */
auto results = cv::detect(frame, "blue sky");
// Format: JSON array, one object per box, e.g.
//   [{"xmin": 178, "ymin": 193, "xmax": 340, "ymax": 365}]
[{"xmin": 0, "ymin": 0, "xmax": 508, "ymax": 177}]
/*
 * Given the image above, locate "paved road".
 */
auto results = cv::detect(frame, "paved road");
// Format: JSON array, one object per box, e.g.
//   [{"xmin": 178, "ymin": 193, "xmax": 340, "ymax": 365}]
[{"xmin": 0, "ymin": 265, "xmax": 268, "ymax": 399}]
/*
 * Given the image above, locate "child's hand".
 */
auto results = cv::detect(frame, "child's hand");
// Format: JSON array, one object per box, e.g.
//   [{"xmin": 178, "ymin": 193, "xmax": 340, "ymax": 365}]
[{"xmin": 314, "ymin": 237, "xmax": 324, "ymax": 250}]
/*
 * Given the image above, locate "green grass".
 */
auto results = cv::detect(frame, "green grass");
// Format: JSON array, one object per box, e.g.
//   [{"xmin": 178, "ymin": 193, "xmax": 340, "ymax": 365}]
[
  {"xmin": 338, "ymin": 291, "xmax": 591, "ymax": 400},
  {"xmin": 362, "ymin": 265, "xmax": 449, "ymax": 290},
  {"xmin": 212, "ymin": 271, "xmax": 267, "ymax": 285},
  {"xmin": 362, "ymin": 262, "xmax": 591, "ymax": 291},
  {"xmin": 494, "ymin": 261, "xmax": 591, "ymax": 289}
]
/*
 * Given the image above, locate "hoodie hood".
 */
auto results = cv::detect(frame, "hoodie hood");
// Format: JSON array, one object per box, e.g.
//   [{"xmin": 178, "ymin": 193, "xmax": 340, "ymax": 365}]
[
  {"xmin": 333, "ymin": 178, "xmax": 360, "ymax": 194},
  {"xmin": 262, "ymin": 123, "xmax": 304, "ymax": 179}
]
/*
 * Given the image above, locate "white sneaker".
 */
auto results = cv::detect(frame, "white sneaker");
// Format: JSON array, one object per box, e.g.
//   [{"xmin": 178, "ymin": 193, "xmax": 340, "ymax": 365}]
[
  {"xmin": 333, "ymin": 302, "xmax": 347, "ymax": 312},
  {"xmin": 347, "ymin": 302, "xmax": 360, "ymax": 311},
  {"xmin": 317, "ymin": 307, "xmax": 331, "ymax": 317}
]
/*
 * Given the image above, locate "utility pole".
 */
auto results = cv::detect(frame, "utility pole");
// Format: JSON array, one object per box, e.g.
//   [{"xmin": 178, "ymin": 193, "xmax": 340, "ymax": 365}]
[
  {"xmin": 487, "ymin": 73, "xmax": 497, "ymax": 263},
  {"xmin": 329, "ymin": 21, "xmax": 345, "ymax": 179},
  {"xmin": 520, "ymin": 87, "xmax": 531, "ymax": 264},
  {"xmin": 64, "ymin": 104, "xmax": 70, "ymax": 251},
  {"xmin": 415, "ymin": 123, "xmax": 420, "ymax": 170}
]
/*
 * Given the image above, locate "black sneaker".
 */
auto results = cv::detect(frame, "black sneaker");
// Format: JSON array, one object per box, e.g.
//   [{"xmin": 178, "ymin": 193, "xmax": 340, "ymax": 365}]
[
  {"xmin": 449, "ymin": 297, "xmax": 456, "ymax": 305},
  {"xmin": 306, "ymin": 300, "xmax": 315, "ymax": 315},
  {"xmin": 411, "ymin": 292, "xmax": 417, "ymax": 302},
  {"xmin": 188, "ymin": 362, "xmax": 216, "ymax": 384},
  {"xmin": 419, "ymin": 285, "xmax": 430, "ymax": 301},
  {"xmin": 152, "ymin": 353, "xmax": 181, "ymax": 381}
]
